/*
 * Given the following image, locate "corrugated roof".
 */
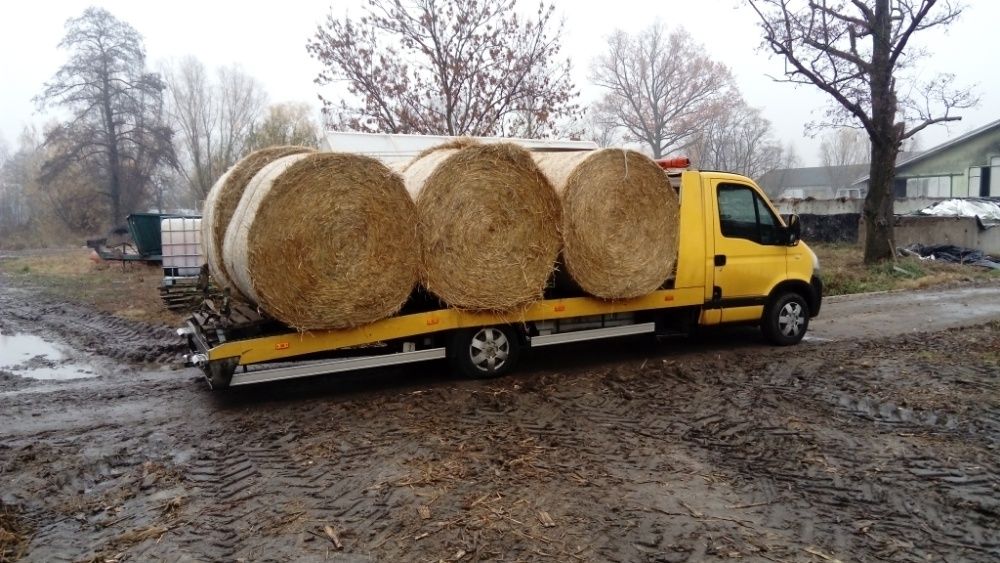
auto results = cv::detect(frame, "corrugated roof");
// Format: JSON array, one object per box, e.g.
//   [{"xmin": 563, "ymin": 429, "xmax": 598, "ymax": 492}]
[{"xmin": 758, "ymin": 164, "xmax": 869, "ymax": 190}]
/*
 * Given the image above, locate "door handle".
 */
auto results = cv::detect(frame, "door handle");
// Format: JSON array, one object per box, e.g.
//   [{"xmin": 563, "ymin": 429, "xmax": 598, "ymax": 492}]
[{"xmin": 714, "ymin": 254, "xmax": 727, "ymax": 267}]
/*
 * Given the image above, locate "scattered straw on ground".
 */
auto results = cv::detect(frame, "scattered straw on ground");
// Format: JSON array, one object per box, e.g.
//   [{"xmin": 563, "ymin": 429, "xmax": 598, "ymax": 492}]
[{"xmin": 0, "ymin": 501, "xmax": 31, "ymax": 562}]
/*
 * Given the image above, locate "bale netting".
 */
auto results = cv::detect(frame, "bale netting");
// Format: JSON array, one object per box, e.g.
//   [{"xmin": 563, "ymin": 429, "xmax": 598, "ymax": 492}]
[
  {"xmin": 202, "ymin": 145, "xmax": 316, "ymax": 297},
  {"xmin": 533, "ymin": 149, "xmax": 680, "ymax": 299},
  {"xmin": 399, "ymin": 142, "xmax": 562, "ymax": 311},
  {"xmin": 222, "ymin": 152, "xmax": 419, "ymax": 330}
]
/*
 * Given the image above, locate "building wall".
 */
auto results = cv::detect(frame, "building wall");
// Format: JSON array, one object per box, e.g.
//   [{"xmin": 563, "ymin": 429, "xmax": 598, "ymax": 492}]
[
  {"xmin": 890, "ymin": 216, "xmax": 1000, "ymax": 255},
  {"xmin": 897, "ymin": 131, "xmax": 1000, "ymax": 197},
  {"xmin": 776, "ymin": 197, "xmax": 941, "ymax": 216}
]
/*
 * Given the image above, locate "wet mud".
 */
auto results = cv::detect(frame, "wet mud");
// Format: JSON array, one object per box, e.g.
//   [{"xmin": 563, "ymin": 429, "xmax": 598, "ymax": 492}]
[{"xmin": 1, "ymin": 278, "xmax": 999, "ymax": 562}]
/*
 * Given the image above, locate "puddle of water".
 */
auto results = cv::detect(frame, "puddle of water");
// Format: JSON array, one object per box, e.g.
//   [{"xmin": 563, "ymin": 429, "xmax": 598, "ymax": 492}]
[{"xmin": 0, "ymin": 332, "xmax": 97, "ymax": 380}]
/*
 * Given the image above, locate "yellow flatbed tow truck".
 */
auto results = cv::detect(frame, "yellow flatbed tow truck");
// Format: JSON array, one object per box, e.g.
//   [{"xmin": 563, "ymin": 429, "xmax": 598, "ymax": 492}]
[{"xmin": 181, "ymin": 165, "xmax": 822, "ymax": 389}]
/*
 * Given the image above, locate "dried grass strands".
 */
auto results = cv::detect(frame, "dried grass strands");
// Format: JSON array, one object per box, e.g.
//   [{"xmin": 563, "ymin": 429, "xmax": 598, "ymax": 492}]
[
  {"xmin": 533, "ymin": 149, "xmax": 680, "ymax": 298},
  {"xmin": 223, "ymin": 152, "xmax": 419, "ymax": 330},
  {"xmin": 400, "ymin": 142, "xmax": 561, "ymax": 311},
  {"xmin": 202, "ymin": 145, "xmax": 315, "ymax": 297}
]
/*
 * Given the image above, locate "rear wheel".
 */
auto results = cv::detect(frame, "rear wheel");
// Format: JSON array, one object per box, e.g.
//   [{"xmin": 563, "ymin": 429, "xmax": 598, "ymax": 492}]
[
  {"xmin": 762, "ymin": 292, "xmax": 809, "ymax": 345},
  {"xmin": 449, "ymin": 325, "xmax": 521, "ymax": 379}
]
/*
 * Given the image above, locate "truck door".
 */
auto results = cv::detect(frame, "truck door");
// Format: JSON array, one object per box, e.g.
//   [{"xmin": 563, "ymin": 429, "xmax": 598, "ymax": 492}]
[{"xmin": 711, "ymin": 181, "xmax": 788, "ymax": 323}]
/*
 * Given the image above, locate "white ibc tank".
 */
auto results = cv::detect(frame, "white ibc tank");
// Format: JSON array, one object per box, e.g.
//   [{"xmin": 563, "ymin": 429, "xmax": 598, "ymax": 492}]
[{"xmin": 161, "ymin": 217, "xmax": 204, "ymax": 277}]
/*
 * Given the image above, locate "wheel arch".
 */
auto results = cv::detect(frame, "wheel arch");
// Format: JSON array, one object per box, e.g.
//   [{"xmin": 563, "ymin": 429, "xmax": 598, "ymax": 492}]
[{"xmin": 768, "ymin": 279, "xmax": 819, "ymax": 318}]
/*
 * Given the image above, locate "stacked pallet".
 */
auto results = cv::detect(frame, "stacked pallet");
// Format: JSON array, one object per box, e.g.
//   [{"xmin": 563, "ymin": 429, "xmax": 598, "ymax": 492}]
[{"xmin": 201, "ymin": 142, "xmax": 679, "ymax": 331}]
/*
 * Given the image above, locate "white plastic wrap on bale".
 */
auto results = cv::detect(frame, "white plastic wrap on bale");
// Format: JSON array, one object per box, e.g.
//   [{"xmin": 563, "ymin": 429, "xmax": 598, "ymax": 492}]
[
  {"xmin": 201, "ymin": 170, "xmax": 231, "ymax": 288},
  {"xmin": 223, "ymin": 153, "xmax": 311, "ymax": 304},
  {"xmin": 161, "ymin": 217, "xmax": 204, "ymax": 277}
]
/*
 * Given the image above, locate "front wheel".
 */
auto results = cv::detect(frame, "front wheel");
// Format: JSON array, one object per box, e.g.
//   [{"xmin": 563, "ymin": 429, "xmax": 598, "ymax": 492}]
[
  {"xmin": 762, "ymin": 293, "xmax": 809, "ymax": 346},
  {"xmin": 449, "ymin": 325, "xmax": 521, "ymax": 379}
]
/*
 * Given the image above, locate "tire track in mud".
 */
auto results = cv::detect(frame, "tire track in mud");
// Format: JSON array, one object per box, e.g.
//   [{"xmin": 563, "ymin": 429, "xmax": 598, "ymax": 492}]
[
  {"xmin": 0, "ymin": 287, "xmax": 183, "ymax": 365},
  {"xmin": 4, "ymin": 271, "xmax": 1000, "ymax": 562},
  {"xmin": 673, "ymin": 337, "xmax": 1000, "ymax": 562}
]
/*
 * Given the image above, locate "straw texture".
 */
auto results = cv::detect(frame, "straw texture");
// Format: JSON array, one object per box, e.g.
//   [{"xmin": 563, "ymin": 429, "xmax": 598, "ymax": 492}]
[
  {"xmin": 400, "ymin": 142, "xmax": 561, "ymax": 310},
  {"xmin": 202, "ymin": 145, "xmax": 315, "ymax": 296},
  {"xmin": 223, "ymin": 152, "xmax": 419, "ymax": 330},
  {"xmin": 533, "ymin": 149, "xmax": 679, "ymax": 298}
]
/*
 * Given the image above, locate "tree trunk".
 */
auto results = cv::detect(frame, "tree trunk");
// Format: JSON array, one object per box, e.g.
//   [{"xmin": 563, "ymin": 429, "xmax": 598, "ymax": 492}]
[
  {"xmin": 102, "ymin": 76, "xmax": 123, "ymax": 227},
  {"xmin": 863, "ymin": 141, "xmax": 897, "ymax": 262},
  {"xmin": 861, "ymin": 0, "xmax": 898, "ymax": 264}
]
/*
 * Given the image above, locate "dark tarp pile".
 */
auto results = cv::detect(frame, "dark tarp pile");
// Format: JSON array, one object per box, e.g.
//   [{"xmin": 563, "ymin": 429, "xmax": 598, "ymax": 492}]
[{"xmin": 900, "ymin": 243, "xmax": 1000, "ymax": 270}]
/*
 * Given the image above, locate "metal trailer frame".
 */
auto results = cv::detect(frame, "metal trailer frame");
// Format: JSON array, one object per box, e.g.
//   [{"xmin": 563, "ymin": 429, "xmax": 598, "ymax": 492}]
[{"xmin": 182, "ymin": 288, "xmax": 704, "ymax": 388}]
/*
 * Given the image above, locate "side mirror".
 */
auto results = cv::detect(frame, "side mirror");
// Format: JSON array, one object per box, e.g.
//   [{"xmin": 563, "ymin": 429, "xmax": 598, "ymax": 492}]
[{"xmin": 786, "ymin": 214, "xmax": 801, "ymax": 246}]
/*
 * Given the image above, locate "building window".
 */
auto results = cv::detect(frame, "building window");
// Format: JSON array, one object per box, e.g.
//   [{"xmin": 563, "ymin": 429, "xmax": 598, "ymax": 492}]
[
  {"xmin": 905, "ymin": 176, "xmax": 951, "ymax": 198},
  {"xmin": 970, "ymin": 167, "xmax": 982, "ymax": 197},
  {"xmin": 991, "ymin": 157, "xmax": 1000, "ymax": 197}
]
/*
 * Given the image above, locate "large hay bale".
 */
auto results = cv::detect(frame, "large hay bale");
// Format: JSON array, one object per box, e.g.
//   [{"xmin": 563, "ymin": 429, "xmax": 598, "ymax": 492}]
[
  {"xmin": 223, "ymin": 152, "xmax": 419, "ymax": 330},
  {"xmin": 533, "ymin": 149, "xmax": 679, "ymax": 298},
  {"xmin": 399, "ymin": 142, "xmax": 561, "ymax": 310},
  {"xmin": 202, "ymin": 146, "xmax": 315, "ymax": 296}
]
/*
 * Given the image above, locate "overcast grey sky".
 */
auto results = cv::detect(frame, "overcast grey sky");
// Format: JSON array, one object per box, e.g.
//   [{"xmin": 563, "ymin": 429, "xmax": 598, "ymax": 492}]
[{"xmin": 1, "ymin": 0, "xmax": 995, "ymax": 165}]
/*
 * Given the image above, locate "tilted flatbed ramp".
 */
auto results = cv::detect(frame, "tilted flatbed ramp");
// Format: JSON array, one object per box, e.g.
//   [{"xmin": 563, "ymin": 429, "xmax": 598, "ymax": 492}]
[{"xmin": 184, "ymin": 287, "xmax": 705, "ymax": 387}]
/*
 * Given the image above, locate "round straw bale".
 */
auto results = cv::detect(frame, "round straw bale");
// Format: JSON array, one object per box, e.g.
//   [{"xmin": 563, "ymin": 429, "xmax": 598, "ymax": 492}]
[
  {"xmin": 400, "ymin": 142, "xmax": 561, "ymax": 310},
  {"xmin": 223, "ymin": 152, "xmax": 419, "ymax": 330},
  {"xmin": 202, "ymin": 145, "xmax": 316, "ymax": 296},
  {"xmin": 533, "ymin": 149, "xmax": 679, "ymax": 299},
  {"xmin": 201, "ymin": 169, "xmax": 230, "ymax": 287}
]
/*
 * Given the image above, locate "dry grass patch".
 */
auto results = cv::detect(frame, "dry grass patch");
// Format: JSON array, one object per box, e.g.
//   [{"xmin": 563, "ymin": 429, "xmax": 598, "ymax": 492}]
[
  {"xmin": 813, "ymin": 243, "xmax": 1000, "ymax": 296},
  {"xmin": 0, "ymin": 248, "xmax": 183, "ymax": 326}
]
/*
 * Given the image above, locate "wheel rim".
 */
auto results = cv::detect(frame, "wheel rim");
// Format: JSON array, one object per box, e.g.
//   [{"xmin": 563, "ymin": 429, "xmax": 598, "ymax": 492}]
[
  {"xmin": 469, "ymin": 327, "xmax": 510, "ymax": 372},
  {"xmin": 777, "ymin": 301, "xmax": 805, "ymax": 337}
]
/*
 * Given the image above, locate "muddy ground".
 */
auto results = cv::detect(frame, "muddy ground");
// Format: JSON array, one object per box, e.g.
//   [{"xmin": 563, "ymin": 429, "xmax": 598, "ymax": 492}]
[{"xmin": 1, "ymin": 274, "xmax": 999, "ymax": 562}]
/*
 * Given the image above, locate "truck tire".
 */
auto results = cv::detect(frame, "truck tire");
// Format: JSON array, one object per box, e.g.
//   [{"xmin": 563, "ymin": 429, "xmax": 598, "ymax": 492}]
[
  {"xmin": 449, "ymin": 325, "xmax": 521, "ymax": 379},
  {"xmin": 762, "ymin": 292, "xmax": 809, "ymax": 346}
]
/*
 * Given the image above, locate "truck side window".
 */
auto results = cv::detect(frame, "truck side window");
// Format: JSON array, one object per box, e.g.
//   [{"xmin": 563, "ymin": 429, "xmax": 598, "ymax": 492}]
[{"xmin": 718, "ymin": 184, "xmax": 782, "ymax": 245}]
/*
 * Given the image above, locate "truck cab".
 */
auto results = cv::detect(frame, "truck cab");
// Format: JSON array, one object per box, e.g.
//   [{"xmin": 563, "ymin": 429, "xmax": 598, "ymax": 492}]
[{"xmin": 673, "ymin": 170, "xmax": 821, "ymax": 344}]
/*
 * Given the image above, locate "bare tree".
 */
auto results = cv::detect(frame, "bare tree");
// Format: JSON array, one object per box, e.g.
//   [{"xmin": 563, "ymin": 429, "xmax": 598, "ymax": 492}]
[
  {"xmin": 164, "ymin": 58, "xmax": 267, "ymax": 200},
  {"xmin": 248, "ymin": 102, "xmax": 321, "ymax": 150},
  {"xmin": 820, "ymin": 128, "xmax": 871, "ymax": 191},
  {"xmin": 820, "ymin": 128, "xmax": 871, "ymax": 167},
  {"xmin": 307, "ymin": 0, "xmax": 579, "ymax": 137},
  {"xmin": 38, "ymin": 137, "xmax": 107, "ymax": 234},
  {"xmin": 689, "ymin": 99, "xmax": 785, "ymax": 180},
  {"xmin": 35, "ymin": 7, "xmax": 175, "ymax": 228},
  {"xmin": 591, "ymin": 24, "xmax": 735, "ymax": 158},
  {"xmin": 580, "ymin": 108, "xmax": 622, "ymax": 148},
  {"xmin": 216, "ymin": 66, "xmax": 267, "ymax": 166},
  {"xmin": 0, "ymin": 131, "xmax": 28, "ymax": 233},
  {"xmin": 783, "ymin": 142, "xmax": 802, "ymax": 169},
  {"xmin": 748, "ymin": 0, "xmax": 977, "ymax": 263},
  {"xmin": 163, "ymin": 57, "xmax": 215, "ymax": 200},
  {"xmin": 0, "ymin": 125, "xmax": 108, "ymax": 240}
]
